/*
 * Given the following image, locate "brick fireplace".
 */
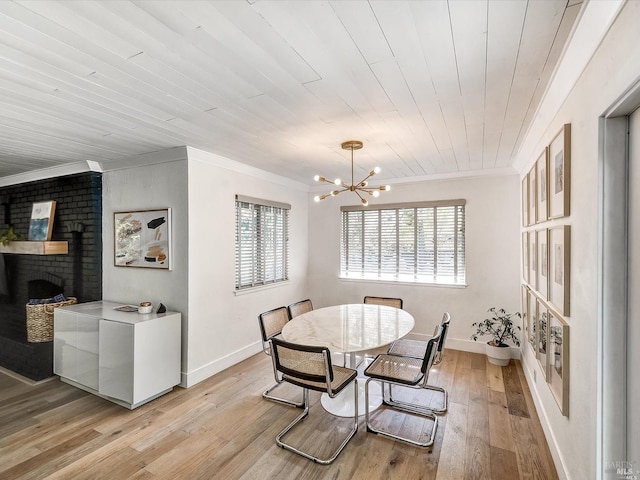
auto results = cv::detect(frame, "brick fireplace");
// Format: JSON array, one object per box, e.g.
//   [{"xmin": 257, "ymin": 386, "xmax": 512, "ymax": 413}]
[{"xmin": 0, "ymin": 172, "xmax": 102, "ymax": 380}]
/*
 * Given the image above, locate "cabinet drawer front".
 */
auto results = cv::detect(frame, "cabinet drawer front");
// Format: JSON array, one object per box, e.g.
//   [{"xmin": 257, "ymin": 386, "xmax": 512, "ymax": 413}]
[{"xmin": 99, "ymin": 320, "xmax": 133, "ymax": 403}]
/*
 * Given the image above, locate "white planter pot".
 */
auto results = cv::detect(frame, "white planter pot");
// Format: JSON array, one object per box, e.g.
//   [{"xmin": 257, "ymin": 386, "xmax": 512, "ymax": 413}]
[{"xmin": 486, "ymin": 342, "xmax": 511, "ymax": 366}]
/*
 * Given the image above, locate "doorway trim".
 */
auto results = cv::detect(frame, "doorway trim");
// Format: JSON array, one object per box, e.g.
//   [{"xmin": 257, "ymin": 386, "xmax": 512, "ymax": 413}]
[{"xmin": 598, "ymin": 77, "xmax": 640, "ymax": 479}]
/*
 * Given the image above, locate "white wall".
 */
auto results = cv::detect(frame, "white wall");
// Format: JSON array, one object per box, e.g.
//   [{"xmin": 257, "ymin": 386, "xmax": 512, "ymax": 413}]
[
  {"xmin": 102, "ymin": 146, "xmax": 310, "ymax": 388},
  {"xmin": 515, "ymin": 2, "xmax": 640, "ymax": 478},
  {"xmin": 102, "ymin": 152, "xmax": 189, "ymax": 317},
  {"xmin": 307, "ymin": 174, "xmax": 521, "ymax": 351},
  {"xmin": 184, "ymin": 147, "xmax": 309, "ymax": 386},
  {"xmin": 102, "ymin": 149, "xmax": 190, "ymax": 379}
]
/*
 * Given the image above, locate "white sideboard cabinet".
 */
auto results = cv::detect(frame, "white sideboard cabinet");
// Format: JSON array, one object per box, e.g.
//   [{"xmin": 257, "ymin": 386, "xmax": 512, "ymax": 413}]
[{"xmin": 54, "ymin": 300, "xmax": 181, "ymax": 409}]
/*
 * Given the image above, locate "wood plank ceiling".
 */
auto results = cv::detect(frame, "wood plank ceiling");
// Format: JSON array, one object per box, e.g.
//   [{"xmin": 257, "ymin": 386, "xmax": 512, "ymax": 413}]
[{"xmin": 0, "ymin": 0, "xmax": 581, "ymax": 184}]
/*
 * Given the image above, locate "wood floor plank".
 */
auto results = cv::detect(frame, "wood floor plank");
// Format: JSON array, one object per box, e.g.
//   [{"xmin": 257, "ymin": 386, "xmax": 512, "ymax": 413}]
[
  {"xmin": 490, "ymin": 446, "xmax": 521, "ymax": 480},
  {"xmin": 435, "ymin": 401, "xmax": 467, "ymax": 480},
  {"xmin": 486, "ymin": 361, "xmax": 505, "ymax": 392},
  {"xmin": 450, "ymin": 354, "xmax": 471, "ymax": 406},
  {"xmin": 487, "ymin": 389, "xmax": 515, "ymax": 452},
  {"xmin": 0, "ymin": 350, "xmax": 558, "ymax": 480},
  {"xmin": 464, "ymin": 367, "xmax": 491, "ymax": 480},
  {"xmin": 503, "ymin": 361, "xmax": 529, "ymax": 418},
  {"xmin": 470, "ymin": 352, "xmax": 487, "ymax": 370}
]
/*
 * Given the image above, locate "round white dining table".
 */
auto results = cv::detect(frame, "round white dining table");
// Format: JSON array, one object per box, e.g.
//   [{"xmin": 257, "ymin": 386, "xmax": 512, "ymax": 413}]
[{"xmin": 281, "ymin": 304, "xmax": 415, "ymax": 417}]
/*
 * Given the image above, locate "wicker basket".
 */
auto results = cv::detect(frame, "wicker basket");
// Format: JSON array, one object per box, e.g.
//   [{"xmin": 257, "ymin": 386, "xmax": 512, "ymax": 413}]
[{"xmin": 26, "ymin": 297, "xmax": 78, "ymax": 343}]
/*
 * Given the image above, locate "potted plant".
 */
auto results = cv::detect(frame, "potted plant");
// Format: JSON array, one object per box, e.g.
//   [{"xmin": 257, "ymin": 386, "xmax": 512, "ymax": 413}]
[
  {"xmin": 0, "ymin": 225, "xmax": 24, "ymax": 246},
  {"xmin": 471, "ymin": 307, "xmax": 522, "ymax": 366}
]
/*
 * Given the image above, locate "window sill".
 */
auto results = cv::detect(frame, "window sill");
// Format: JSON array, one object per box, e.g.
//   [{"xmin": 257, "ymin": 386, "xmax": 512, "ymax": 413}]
[
  {"xmin": 234, "ymin": 280, "xmax": 290, "ymax": 296},
  {"xmin": 338, "ymin": 276, "xmax": 467, "ymax": 289}
]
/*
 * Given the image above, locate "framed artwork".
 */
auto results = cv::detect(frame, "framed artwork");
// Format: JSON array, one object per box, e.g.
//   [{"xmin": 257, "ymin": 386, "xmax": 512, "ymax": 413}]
[
  {"xmin": 548, "ymin": 225, "xmax": 571, "ymax": 316},
  {"xmin": 521, "ymin": 285, "xmax": 531, "ymax": 351},
  {"xmin": 522, "ymin": 232, "xmax": 529, "ymax": 284},
  {"xmin": 536, "ymin": 298, "xmax": 549, "ymax": 379},
  {"xmin": 537, "ymin": 229, "xmax": 549, "ymax": 300},
  {"xmin": 528, "ymin": 287, "xmax": 537, "ymax": 353},
  {"xmin": 522, "ymin": 174, "xmax": 529, "ymax": 227},
  {"xmin": 528, "ymin": 230, "xmax": 537, "ymax": 290},
  {"xmin": 28, "ymin": 200, "xmax": 57, "ymax": 241},
  {"xmin": 536, "ymin": 149, "xmax": 549, "ymax": 223},
  {"xmin": 114, "ymin": 208, "xmax": 172, "ymax": 269},
  {"xmin": 548, "ymin": 309, "xmax": 569, "ymax": 416},
  {"xmin": 548, "ymin": 124, "xmax": 571, "ymax": 219},
  {"xmin": 528, "ymin": 165, "xmax": 537, "ymax": 225}
]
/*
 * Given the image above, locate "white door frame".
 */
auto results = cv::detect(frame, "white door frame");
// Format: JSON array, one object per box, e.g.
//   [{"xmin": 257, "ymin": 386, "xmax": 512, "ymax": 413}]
[{"xmin": 598, "ymin": 78, "xmax": 640, "ymax": 479}]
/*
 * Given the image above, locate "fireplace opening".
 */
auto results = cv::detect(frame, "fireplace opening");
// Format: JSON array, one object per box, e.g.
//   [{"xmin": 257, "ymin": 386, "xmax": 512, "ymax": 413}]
[{"xmin": 28, "ymin": 272, "xmax": 65, "ymax": 301}]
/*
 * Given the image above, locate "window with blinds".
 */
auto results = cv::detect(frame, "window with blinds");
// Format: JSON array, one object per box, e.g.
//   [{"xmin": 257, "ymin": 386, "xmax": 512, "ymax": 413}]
[
  {"xmin": 340, "ymin": 200, "xmax": 466, "ymax": 285},
  {"xmin": 235, "ymin": 195, "xmax": 290, "ymax": 290}
]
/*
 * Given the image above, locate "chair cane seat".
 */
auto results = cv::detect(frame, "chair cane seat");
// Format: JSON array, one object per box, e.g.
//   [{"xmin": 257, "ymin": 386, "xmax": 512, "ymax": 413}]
[
  {"xmin": 387, "ymin": 338, "xmax": 427, "ymax": 359},
  {"xmin": 364, "ymin": 355, "xmax": 424, "ymax": 385}
]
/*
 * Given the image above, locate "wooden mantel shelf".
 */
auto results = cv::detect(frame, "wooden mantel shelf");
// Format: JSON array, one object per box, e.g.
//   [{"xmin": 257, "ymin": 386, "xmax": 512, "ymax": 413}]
[{"xmin": 0, "ymin": 241, "xmax": 68, "ymax": 255}]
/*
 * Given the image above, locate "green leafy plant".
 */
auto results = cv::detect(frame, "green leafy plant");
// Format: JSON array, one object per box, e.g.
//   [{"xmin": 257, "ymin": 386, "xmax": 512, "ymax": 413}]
[
  {"xmin": 471, "ymin": 307, "xmax": 522, "ymax": 347},
  {"xmin": 0, "ymin": 225, "xmax": 24, "ymax": 246}
]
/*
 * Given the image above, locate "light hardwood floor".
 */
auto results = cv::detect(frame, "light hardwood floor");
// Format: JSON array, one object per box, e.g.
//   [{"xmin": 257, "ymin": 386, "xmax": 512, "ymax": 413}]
[{"xmin": 0, "ymin": 349, "xmax": 558, "ymax": 479}]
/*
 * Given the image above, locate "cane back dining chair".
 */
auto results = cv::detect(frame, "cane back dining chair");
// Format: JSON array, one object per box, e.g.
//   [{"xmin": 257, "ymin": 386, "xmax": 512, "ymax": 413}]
[
  {"xmin": 363, "ymin": 296, "xmax": 403, "ymax": 309},
  {"xmin": 287, "ymin": 298, "xmax": 313, "ymax": 319},
  {"xmin": 270, "ymin": 337, "xmax": 358, "ymax": 464},
  {"xmin": 386, "ymin": 312, "xmax": 451, "ymax": 414},
  {"xmin": 258, "ymin": 307, "xmax": 304, "ymax": 408},
  {"xmin": 363, "ymin": 325, "xmax": 443, "ymax": 449},
  {"xmin": 361, "ymin": 296, "xmax": 404, "ymax": 362}
]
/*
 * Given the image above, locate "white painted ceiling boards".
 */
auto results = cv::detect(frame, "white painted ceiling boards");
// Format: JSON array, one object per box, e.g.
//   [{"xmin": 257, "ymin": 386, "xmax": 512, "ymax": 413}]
[{"xmin": 0, "ymin": 0, "xmax": 582, "ymax": 184}]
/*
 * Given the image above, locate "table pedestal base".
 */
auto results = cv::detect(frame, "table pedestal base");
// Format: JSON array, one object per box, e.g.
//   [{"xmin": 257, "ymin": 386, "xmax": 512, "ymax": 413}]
[{"xmin": 320, "ymin": 378, "xmax": 382, "ymax": 417}]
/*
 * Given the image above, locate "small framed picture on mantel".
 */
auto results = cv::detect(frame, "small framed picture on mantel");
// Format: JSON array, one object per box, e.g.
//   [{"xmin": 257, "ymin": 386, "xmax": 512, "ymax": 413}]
[{"xmin": 28, "ymin": 200, "xmax": 56, "ymax": 241}]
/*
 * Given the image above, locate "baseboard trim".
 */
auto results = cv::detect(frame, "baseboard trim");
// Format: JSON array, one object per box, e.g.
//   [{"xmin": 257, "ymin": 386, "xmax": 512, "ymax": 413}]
[
  {"xmin": 520, "ymin": 352, "xmax": 569, "ymax": 480},
  {"xmin": 401, "ymin": 333, "xmax": 522, "ymax": 359},
  {"xmin": 181, "ymin": 341, "xmax": 262, "ymax": 388}
]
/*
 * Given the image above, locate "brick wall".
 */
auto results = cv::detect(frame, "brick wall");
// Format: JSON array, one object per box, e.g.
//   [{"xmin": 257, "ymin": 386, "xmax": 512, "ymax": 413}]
[
  {"xmin": 0, "ymin": 172, "xmax": 102, "ymax": 304},
  {"xmin": 0, "ymin": 172, "xmax": 102, "ymax": 380}
]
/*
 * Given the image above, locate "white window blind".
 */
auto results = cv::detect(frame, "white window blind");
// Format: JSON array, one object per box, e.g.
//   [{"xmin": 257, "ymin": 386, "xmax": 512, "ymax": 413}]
[
  {"xmin": 340, "ymin": 200, "xmax": 466, "ymax": 285},
  {"xmin": 235, "ymin": 195, "xmax": 290, "ymax": 290}
]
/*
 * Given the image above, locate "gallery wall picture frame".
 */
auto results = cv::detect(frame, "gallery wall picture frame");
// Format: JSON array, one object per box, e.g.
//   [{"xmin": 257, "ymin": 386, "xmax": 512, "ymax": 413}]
[
  {"xmin": 536, "ymin": 148, "xmax": 549, "ymax": 223},
  {"xmin": 536, "ymin": 297, "xmax": 549, "ymax": 380},
  {"xmin": 548, "ymin": 225, "xmax": 571, "ymax": 316},
  {"xmin": 528, "ymin": 287, "xmax": 537, "ymax": 353},
  {"xmin": 522, "ymin": 174, "xmax": 529, "ymax": 227},
  {"xmin": 548, "ymin": 124, "xmax": 571, "ymax": 219},
  {"xmin": 537, "ymin": 229, "xmax": 549, "ymax": 300},
  {"xmin": 522, "ymin": 232, "xmax": 529, "ymax": 284},
  {"xmin": 28, "ymin": 200, "xmax": 57, "ymax": 241},
  {"xmin": 528, "ymin": 230, "xmax": 537, "ymax": 290},
  {"xmin": 528, "ymin": 165, "xmax": 537, "ymax": 225},
  {"xmin": 548, "ymin": 309, "xmax": 570, "ymax": 416},
  {"xmin": 114, "ymin": 208, "xmax": 172, "ymax": 270},
  {"xmin": 521, "ymin": 285, "xmax": 532, "ymax": 352}
]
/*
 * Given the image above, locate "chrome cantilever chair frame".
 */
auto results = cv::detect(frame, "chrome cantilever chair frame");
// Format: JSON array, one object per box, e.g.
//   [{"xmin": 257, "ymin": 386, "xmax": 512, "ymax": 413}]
[
  {"xmin": 364, "ymin": 326, "xmax": 442, "ymax": 449},
  {"xmin": 270, "ymin": 338, "xmax": 358, "ymax": 464},
  {"xmin": 287, "ymin": 298, "xmax": 313, "ymax": 319},
  {"xmin": 386, "ymin": 312, "xmax": 451, "ymax": 414},
  {"xmin": 258, "ymin": 307, "xmax": 304, "ymax": 408}
]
